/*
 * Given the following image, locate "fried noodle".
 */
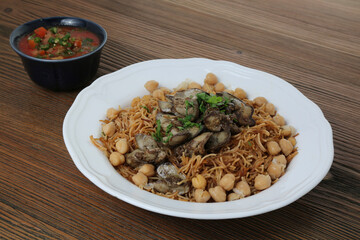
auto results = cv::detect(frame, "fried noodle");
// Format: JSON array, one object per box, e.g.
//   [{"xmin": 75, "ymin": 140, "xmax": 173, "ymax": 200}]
[{"xmin": 90, "ymin": 88, "xmax": 298, "ymax": 202}]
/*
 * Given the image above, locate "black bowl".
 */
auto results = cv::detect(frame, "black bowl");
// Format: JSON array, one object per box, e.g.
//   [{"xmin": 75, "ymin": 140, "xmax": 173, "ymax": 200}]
[{"xmin": 10, "ymin": 16, "xmax": 107, "ymax": 91}]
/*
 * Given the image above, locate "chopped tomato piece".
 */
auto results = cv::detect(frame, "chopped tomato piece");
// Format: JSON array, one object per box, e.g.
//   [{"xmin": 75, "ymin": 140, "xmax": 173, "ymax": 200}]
[
  {"xmin": 74, "ymin": 40, "xmax": 82, "ymax": 48},
  {"xmin": 38, "ymin": 50, "xmax": 45, "ymax": 56},
  {"xmin": 34, "ymin": 27, "xmax": 47, "ymax": 37},
  {"xmin": 28, "ymin": 39, "xmax": 36, "ymax": 49}
]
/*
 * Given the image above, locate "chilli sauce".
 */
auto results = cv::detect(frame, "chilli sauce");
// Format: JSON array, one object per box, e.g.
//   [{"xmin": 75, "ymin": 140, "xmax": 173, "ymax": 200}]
[{"xmin": 18, "ymin": 26, "xmax": 100, "ymax": 59}]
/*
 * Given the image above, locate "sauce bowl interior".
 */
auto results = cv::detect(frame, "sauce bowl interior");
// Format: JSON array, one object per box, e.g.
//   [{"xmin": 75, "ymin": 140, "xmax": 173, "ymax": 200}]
[{"xmin": 10, "ymin": 16, "xmax": 107, "ymax": 61}]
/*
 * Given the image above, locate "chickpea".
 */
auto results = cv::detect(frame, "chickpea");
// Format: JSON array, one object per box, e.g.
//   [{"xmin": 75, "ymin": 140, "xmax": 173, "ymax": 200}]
[
  {"xmin": 265, "ymin": 103, "xmax": 276, "ymax": 116},
  {"xmin": 204, "ymin": 73, "xmax": 218, "ymax": 85},
  {"xmin": 194, "ymin": 189, "xmax": 211, "ymax": 203},
  {"xmin": 279, "ymin": 139, "xmax": 293, "ymax": 156},
  {"xmin": 224, "ymin": 89, "xmax": 235, "ymax": 95},
  {"xmin": 202, "ymin": 83, "xmax": 214, "ymax": 93},
  {"xmin": 214, "ymin": 82, "xmax": 225, "ymax": 92},
  {"xmin": 192, "ymin": 174, "xmax": 207, "ymax": 190},
  {"xmin": 174, "ymin": 81, "xmax": 189, "ymax": 91},
  {"xmin": 139, "ymin": 164, "xmax": 155, "ymax": 177},
  {"xmin": 288, "ymin": 136, "xmax": 297, "ymax": 146},
  {"xmin": 188, "ymin": 82, "xmax": 202, "ymax": 89},
  {"xmin": 106, "ymin": 107, "xmax": 119, "ymax": 120},
  {"xmin": 116, "ymin": 138, "xmax": 129, "ymax": 154},
  {"xmin": 281, "ymin": 125, "xmax": 296, "ymax": 137},
  {"xmin": 267, "ymin": 162, "xmax": 285, "ymax": 180},
  {"xmin": 273, "ymin": 114, "xmax": 286, "ymax": 126},
  {"xmin": 219, "ymin": 173, "xmax": 235, "ymax": 191},
  {"xmin": 254, "ymin": 174, "xmax": 271, "ymax": 190},
  {"xmin": 267, "ymin": 141, "xmax": 281, "ymax": 155},
  {"xmin": 209, "ymin": 186, "xmax": 226, "ymax": 202},
  {"xmin": 102, "ymin": 122, "xmax": 116, "ymax": 137},
  {"xmin": 234, "ymin": 180, "xmax": 251, "ymax": 197},
  {"xmin": 234, "ymin": 88, "xmax": 247, "ymax": 99},
  {"xmin": 152, "ymin": 89, "xmax": 165, "ymax": 100},
  {"xmin": 131, "ymin": 97, "xmax": 140, "ymax": 108},
  {"xmin": 253, "ymin": 97, "xmax": 267, "ymax": 106},
  {"xmin": 144, "ymin": 80, "xmax": 159, "ymax": 93},
  {"xmin": 159, "ymin": 87, "xmax": 171, "ymax": 94},
  {"xmin": 109, "ymin": 152, "xmax": 125, "ymax": 166},
  {"xmin": 132, "ymin": 172, "xmax": 148, "ymax": 187},
  {"xmin": 273, "ymin": 154, "xmax": 287, "ymax": 165},
  {"xmin": 227, "ymin": 193, "xmax": 241, "ymax": 201}
]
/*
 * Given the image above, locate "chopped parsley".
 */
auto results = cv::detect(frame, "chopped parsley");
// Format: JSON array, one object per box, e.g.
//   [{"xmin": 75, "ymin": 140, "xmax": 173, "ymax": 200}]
[
  {"xmin": 83, "ymin": 37, "xmax": 94, "ymax": 45},
  {"xmin": 162, "ymin": 123, "xmax": 173, "ymax": 143},
  {"xmin": 185, "ymin": 99, "xmax": 194, "ymax": 108},
  {"xmin": 178, "ymin": 114, "xmax": 193, "ymax": 125},
  {"xmin": 152, "ymin": 120, "xmax": 162, "ymax": 142},
  {"xmin": 196, "ymin": 92, "xmax": 230, "ymax": 113},
  {"xmin": 62, "ymin": 32, "xmax": 71, "ymax": 41},
  {"xmin": 49, "ymin": 27, "xmax": 57, "ymax": 34},
  {"xmin": 152, "ymin": 121, "xmax": 175, "ymax": 143},
  {"xmin": 207, "ymin": 96, "xmax": 224, "ymax": 107},
  {"xmin": 166, "ymin": 124, "xmax": 173, "ymax": 133},
  {"xmin": 163, "ymin": 132, "xmax": 173, "ymax": 143},
  {"xmin": 34, "ymin": 37, "xmax": 42, "ymax": 43},
  {"xmin": 39, "ymin": 44, "xmax": 50, "ymax": 50},
  {"xmin": 185, "ymin": 99, "xmax": 195, "ymax": 115},
  {"xmin": 178, "ymin": 115, "xmax": 201, "ymax": 130},
  {"xmin": 141, "ymin": 105, "xmax": 150, "ymax": 113}
]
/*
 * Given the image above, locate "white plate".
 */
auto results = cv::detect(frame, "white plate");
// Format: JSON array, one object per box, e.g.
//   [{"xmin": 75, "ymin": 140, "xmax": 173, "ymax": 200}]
[{"xmin": 63, "ymin": 58, "xmax": 333, "ymax": 219}]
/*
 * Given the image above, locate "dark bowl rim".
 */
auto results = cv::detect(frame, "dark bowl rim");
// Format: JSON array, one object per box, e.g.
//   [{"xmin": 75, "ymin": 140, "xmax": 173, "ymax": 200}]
[{"xmin": 9, "ymin": 16, "xmax": 107, "ymax": 63}]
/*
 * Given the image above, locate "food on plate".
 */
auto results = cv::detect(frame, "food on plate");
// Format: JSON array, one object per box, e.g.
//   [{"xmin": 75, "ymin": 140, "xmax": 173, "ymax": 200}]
[
  {"xmin": 18, "ymin": 26, "xmax": 100, "ymax": 59},
  {"xmin": 90, "ymin": 73, "xmax": 298, "ymax": 202}
]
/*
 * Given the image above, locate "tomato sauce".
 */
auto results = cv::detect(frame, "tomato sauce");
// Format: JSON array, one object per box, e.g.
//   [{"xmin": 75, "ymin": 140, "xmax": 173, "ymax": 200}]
[{"xmin": 18, "ymin": 26, "xmax": 100, "ymax": 59}]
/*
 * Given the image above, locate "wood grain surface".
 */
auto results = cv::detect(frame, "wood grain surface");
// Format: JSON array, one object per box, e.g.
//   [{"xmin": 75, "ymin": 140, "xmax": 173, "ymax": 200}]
[{"xmin": 0, "ymin": 0, "xmax": 359, "ymax": 239}]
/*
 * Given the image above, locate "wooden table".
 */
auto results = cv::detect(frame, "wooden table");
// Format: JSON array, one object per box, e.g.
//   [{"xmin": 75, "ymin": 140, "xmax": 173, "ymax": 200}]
[{"xmin": 1, "ymin": 0, "xmax": 359, "ymax": 239}]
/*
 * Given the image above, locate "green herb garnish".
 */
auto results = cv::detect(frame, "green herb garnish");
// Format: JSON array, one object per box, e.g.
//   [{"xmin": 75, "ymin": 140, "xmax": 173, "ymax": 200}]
[
  {"xmin": 178, "ymin": 114, "xmax": 193, "ymax": 125},
  {"xmin": 178, "ymin": 115, "xmax": 201, "ymax": 130},
  {"xmin": 39, "ymin": 44, "xmax": 49, "ymax": 50},
  {"xmin": 152, "ymin": 120, "xmax": 162, "ymax": 142},
  {"xmin": 49, "ymin": 27, "xmax": 58, "ymax": 34},
  {"xmin": 207, "ymin": 96, "xmax": 224, "ymax": 107},
  {"xmin": 198, "ymin": 100, "xmax": 207, "ymax": 114},
  {"xmin": 34, "ymin": 37, "xmax": 41, "ymax": 43},
  {"xmin": 163, "ymin": 124, "xmax": 173, "ymax": 144},
  {"xmin": 196, "ymin": 92, "xmax": 229, "ymax": 113},
  {"xmin": 48, "ymin": 37, "xmax": 55, "ymax": 45},
  {"xmin": 185, "ymin": 100, "xmax": 194, "ymax": 108},
  {"xmin": 163, "ymin": 132, "xmax": 173, "ymax": 143},
  {"xmin": 62, "ymin": 33, "xmax": 71, "ymax": 41},
  {"xmin": 83, "ymin": 38, "xmax": 94, "ymax": 46},
  {"xmin": 141, "ymin": 105, "xmax": 150, "ymax": 113},
  {"xmin": 165, "ymin": 123, "xmax": 173, "ymax": 134},
  {"xmin": 184, "ymin": 99, "xmax": 195, "ymax": 116}
]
